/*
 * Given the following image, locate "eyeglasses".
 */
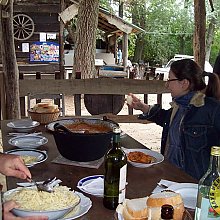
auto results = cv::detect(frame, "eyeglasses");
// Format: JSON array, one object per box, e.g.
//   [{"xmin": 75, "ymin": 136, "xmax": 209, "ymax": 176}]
[{"xmin": 166, "ymin": 78, "xmax": 179, "ymax": 83}]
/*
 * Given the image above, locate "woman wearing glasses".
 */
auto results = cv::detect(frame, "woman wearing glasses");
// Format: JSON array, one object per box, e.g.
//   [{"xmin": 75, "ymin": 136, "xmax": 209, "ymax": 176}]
[{"xmin": 128, "ymin": 59, "xmax": 220, "ymax": 180}]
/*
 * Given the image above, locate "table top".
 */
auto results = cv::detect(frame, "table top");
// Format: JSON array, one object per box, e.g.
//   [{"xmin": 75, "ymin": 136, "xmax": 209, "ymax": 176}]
[{"xmin": 1, "ymin": 119, "xmax": 197, "ymax": 220}]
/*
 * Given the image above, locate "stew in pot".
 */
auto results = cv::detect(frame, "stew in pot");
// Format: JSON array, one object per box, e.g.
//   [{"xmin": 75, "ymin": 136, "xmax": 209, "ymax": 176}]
[{"xmin": 65, "ymin": 122, "xmax": 112, "ymax": 134}]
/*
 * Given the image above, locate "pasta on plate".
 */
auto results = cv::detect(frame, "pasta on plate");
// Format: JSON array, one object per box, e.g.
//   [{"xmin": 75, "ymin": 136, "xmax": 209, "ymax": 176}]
[{"xmin": 4, "ymin": 186, "xmax": 80, "ymax": 211}]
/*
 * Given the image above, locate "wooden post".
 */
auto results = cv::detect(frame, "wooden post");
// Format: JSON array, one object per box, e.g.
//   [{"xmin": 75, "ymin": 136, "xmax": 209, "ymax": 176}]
[
  {"xmin": 157, "ymin": 74, "xmax": 164, "ymax": 106},
  {"xmin": 194, "ymin": 0, "xmax": 206, "ymax": 69},
  {"xmin": 74, "ymin": 71, "xmax": 81, "ymax": 116},
  {"xmin": 123, "ymin": 32, "xmax": 128, "ymax": 72},
  {"xmin": 0, "ymin": 0, "xmax": 21, "ymax": 119},
  {"xmin": 19, "ymin": 73, "xmax": 25, "ymax": 116},
  {"xmin": 59, "ymin": 0, "xmax": 65, "ymax": 79}
]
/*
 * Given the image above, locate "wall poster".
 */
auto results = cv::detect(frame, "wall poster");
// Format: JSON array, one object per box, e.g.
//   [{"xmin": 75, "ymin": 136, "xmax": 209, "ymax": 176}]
[{"xmin": 30, "ymin": 42, "xmax": 59, "ymax": 62}]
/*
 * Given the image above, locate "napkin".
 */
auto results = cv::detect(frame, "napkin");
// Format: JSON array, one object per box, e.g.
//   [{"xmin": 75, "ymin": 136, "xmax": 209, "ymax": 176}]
[
  {"xmin": 151, "ymin": 179, "xmax": 179, "ymax": 194},
  {"xmin": 77, "ymin": 177, "xmax": 104, "ymax": 195}
]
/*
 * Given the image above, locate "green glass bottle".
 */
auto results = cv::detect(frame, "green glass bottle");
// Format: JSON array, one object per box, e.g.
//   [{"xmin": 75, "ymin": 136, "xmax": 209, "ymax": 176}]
[
  {"xmin": 103, "ymin": 127, "xmax": 127, "ymax": 210},
  {"xmin": 194, "ymin": 146, "xmax": 220, "ymax": 220}
]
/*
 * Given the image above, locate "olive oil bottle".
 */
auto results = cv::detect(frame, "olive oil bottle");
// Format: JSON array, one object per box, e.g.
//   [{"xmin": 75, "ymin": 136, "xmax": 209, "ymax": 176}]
[
  {"xmin": 103, "ymin": 127, "xmax": 127, "ymax": 210},
  {"xmin": 194, "ymin": 146, "xmax": 220, "ymax": 220}
]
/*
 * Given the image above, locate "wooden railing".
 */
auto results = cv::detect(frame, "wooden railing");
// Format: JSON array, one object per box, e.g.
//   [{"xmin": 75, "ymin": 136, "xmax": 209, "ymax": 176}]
[{"xmin": 18, "ymin": 78, "xmax": 169, "ymax": 121}]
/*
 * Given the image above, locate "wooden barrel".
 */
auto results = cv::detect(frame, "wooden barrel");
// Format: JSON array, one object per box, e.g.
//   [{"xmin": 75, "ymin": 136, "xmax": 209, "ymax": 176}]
[{"xmin": 84, "ymin": 94, "xmax": 125, "ymax": 115}]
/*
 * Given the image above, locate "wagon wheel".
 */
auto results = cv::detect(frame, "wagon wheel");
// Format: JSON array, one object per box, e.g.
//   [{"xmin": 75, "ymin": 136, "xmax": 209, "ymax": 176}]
[{"xmin": 13, "ymin": 14, "xmax": 34, "ymax": 41}]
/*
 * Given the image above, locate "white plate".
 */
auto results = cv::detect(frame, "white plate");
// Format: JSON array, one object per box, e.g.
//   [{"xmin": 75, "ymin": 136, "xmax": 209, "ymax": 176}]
[
  {"xmin": 122, "ymin": 148, "xmax": 164, "ymax": 168},
  {"xmin": 7, "ymin": 119, "xmax": 40, "ymax": 132},
  {"xmin": 77, "ymin": 175, "xmax": 104, "ymax": 197},
  {"xmin": 8, "ymin": 135, "xmax": 48, "ymax": 149},
  {"xmin": 59, "ymin": 191, "xmax": 92, "ymax": 220},
  {"xmin": 5, "ymin": 149, "xmax": 48, "ymax": 167},
  {"xmin": 167, "ymin": 183, "xmax": 198, "ymax": 209}
]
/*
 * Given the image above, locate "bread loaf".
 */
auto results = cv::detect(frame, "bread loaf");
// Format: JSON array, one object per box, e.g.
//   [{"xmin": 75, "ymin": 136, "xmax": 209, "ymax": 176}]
[
  {"xmin": 116, "ymin": 197, "xmax": 148, "ymax": 220},
  {"xmin": 32, "ymin": 102, "xmax": 59, "ymax": 113},
  {"xmin": 147, "ymin": 191, "xmax": 185, "ymax": 220}
]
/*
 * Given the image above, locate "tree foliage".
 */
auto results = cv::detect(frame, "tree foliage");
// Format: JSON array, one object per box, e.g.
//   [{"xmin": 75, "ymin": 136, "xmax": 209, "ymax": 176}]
[{"xmin": 100, "ymin": 0, "xmax": 220, "ymax": 66}]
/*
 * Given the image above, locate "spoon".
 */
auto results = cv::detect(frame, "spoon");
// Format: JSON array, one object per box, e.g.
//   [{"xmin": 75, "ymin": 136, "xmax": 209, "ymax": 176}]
[{"xmin": 26, "ymin": 177, "xmax": 54, "ymax": 193}]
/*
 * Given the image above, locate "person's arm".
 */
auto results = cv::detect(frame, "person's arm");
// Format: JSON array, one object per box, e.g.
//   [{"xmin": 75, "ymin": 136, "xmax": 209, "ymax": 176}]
[
  {"xmin": 3, "ymin": 201, "xmax": 48, "ymax": 220},
  {"xmin": 127, "ymin": 93, "xmax": 150, "ymax": 113},
  {"xmin": 0, "ymin": 153, "xmax": 31, "ymax": 179}
]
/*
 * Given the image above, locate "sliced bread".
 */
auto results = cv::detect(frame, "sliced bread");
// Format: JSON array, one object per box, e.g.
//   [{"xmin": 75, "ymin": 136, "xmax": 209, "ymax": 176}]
[{"xmin": 122, "ymin": 197, "xmax": 148, "ymax": 220}]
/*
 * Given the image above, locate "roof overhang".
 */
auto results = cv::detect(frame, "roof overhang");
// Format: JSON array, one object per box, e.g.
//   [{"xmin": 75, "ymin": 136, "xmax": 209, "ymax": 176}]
[{"xmin": 60, "ymin": 1, "xmax": 144, "ymax": 35}]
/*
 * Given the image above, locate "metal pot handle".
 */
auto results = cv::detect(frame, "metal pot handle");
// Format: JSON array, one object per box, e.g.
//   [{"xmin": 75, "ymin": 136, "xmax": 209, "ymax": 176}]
[
  {"xmin": 102, "ymin": 116, "xmax": 119, "ymax": 127},
  {"xmin": 54, "ymin": 123, "xmax": 71, "ymax": 133}
]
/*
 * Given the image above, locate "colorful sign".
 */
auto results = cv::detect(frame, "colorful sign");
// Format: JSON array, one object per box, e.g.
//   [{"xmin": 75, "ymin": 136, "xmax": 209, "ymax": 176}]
[{"xmin": 30, "ymin": 42, "xmax": 59, "ymax": 62}]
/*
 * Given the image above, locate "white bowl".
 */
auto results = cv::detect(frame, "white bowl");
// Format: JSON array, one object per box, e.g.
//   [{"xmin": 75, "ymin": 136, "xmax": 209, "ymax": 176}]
[
  {"xmin": 4, "ymin": 187, "xmax": 81, "ymax": 220},
  {"xmin": 7, "ymin": 119, "xmax": 40, "ymax": 132},
  {"xmin": 12, "ymin": 205, "xmax": 74, "ymax": 220},
  {"xmin": 8, "ymin": 135, "xmax": 48, "ymax": 149},
  {"xmin": 5, "ymin": 149, "xmax": 48, "ymax": 167},
  {"xmin": 122, "ymin": 147, "xmax": 164, "ymax": 168}
]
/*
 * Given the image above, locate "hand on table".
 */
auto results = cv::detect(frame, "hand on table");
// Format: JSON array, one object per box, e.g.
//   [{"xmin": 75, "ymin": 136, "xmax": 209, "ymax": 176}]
[
  {"xmin": 0, "ymin": 153, "xmax": 31, "ymax": 179},
  {"xmin": 3, "ymin": 201, "xmax": 48, "ymax": 220}
]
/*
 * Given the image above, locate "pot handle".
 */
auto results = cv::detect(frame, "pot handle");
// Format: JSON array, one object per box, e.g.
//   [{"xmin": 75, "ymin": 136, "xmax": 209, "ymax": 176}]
[
  {"xmin": 102, "ymin": 116, "xmax": 119, "ymax": 128},
  {"xmin": 53, "ymin": 123, "xmax": 71, "ymax": 133}
]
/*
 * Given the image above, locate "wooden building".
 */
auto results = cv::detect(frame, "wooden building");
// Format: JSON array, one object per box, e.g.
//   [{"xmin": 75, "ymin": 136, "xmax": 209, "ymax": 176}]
[{"xmin": 2, "ymin": 0, "xmax": 143, "ymax": 71}]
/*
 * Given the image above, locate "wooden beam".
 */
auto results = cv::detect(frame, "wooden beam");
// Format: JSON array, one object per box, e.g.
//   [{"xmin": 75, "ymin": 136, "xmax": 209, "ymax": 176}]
[
  {"xmin": 0, "ymin": 64, "xmax": 59, "ymax": 72},
  {"xmin": 19, "ymin": 78, "xmax": 168, "ymax": 96},
  {"xmin": 14, "ymin": 4, "xmax": 60, "ymax": 13}
]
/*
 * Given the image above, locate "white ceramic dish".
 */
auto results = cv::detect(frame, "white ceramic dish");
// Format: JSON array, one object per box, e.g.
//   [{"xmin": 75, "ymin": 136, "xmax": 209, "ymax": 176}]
[
  {"xmin": 167, "ymin": 183, "xmax": 198, "ymax": 209},
  {"xmin": 122, "ymin": 147, "xmax": 164, "ymax": 168},
  {"xmin": 59, "ymin": 191, "xmax": 92, "ymax": 220},
  {"xmin": 3, "ymin": 188, "xmax": 81, "ymax": 220},
  {"xmin": 5, "ymin": 149, "xmax": 48, "ymax": 167},
  {"xmin": 77, "ymin": 175, "xmax": 104, "ymax": 197},
  {"xmin": 8, "ymin": 135, "xmax": 48, "ymax": 149},
  {"xmin": 7, "ymin": 119, "xmax": 40, "ymax": 132}
]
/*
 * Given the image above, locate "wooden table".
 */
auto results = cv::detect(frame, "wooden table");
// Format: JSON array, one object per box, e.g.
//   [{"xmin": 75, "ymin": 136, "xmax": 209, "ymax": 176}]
[{"xmin": 1, "ymin": 120, "xmax": 197, "ymax": 219}]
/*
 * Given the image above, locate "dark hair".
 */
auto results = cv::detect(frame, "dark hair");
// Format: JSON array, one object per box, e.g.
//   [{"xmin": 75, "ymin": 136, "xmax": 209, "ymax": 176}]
[{"xmin": 170, "ymin": 59, "xmax": 220, "ymax": 99}]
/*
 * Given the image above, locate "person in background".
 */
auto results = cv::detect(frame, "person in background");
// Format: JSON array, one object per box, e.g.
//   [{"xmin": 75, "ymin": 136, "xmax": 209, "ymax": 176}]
[
  {"xmin": 213, "ymin": 54, "xmax": 220, "ymax": 76},
  {"xmin": 0, "ymin": 153, "xmax": 48, "ymax": 220},
  {"xmin": 128, "ymin": 59, "xmax": 220, "ymax": 180}
]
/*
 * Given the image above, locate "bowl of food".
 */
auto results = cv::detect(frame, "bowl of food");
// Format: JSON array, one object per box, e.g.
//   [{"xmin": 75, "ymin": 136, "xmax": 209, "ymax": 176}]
[
  {"xmin": 28, "ymin": 102, "xmax": 60, "ymax": 125},
  {"xmin": 3, "ymin": 186, "xmax": 81, "ymax": 220},
  {"xmin": 47, "ymin": 117, "xmax": 119, "ymax": 162},
  {"xmin": 122, "ymin": 148, "xmax": 164, "ymax": 168}
]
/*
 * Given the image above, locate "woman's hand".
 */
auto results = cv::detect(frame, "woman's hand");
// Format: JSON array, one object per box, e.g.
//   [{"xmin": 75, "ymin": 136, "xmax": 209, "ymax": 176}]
[
  {"xmin": 0, "ymin": 153, "xmax": 31, "ymax": 179},
  {"xmin": 3, "ymin": 201, "xmax": 48, "ymax": 220},
  {"xmin": 127, "ymin": 93, "xmax": 150, "ymax": 114}
]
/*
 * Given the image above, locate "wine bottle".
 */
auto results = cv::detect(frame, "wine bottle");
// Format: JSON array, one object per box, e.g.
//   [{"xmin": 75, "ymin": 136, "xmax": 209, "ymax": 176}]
[
  {"xmin": 160, "ymin": 204, "xmax": 174, "ymax": 220},
  {"xmin": 103, "ymin": 127, "xmax": 127, "ymax": 210},
  {"xmin": 194, "ymin": 146, "xmax": 220, "ymax": 220}
]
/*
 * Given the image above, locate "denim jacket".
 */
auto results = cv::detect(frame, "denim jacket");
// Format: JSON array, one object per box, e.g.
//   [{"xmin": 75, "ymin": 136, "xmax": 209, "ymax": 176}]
[{"xmin": 139, "ymin": 92, "xmax": 220, "ymax": 180}]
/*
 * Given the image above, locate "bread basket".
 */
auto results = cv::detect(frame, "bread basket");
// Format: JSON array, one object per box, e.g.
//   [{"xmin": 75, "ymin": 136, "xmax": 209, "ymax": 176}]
[{"xmin": 28, "ymin": 109, "xmax": 60, "ymax": 125}]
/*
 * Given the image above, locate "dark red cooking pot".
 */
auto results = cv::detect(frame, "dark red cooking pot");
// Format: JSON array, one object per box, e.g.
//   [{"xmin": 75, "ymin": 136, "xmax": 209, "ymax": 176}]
[{"xmin": 51, "ymin": 117, "xmax": 119, "ymax": 162}]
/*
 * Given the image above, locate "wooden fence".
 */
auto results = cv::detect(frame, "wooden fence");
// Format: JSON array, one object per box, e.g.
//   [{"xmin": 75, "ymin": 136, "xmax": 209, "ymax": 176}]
[{"xmin": 1, "ymin": 73, "xmax": 169, "ymax": 122}]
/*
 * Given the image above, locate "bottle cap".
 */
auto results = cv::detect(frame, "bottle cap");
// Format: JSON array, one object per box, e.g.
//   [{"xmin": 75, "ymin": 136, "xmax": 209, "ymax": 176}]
[
  {"xmin": 211, "ymin": 146, "xmax": 220, "ymax": 156},
  {"xmin": 161, "ymin": 204, "xmax": 174, "ymax": 219}
]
